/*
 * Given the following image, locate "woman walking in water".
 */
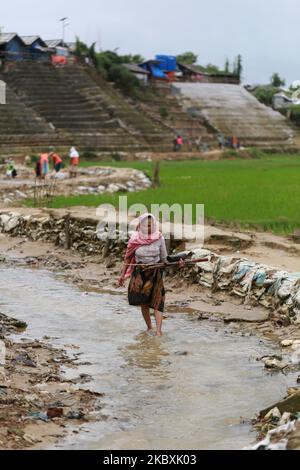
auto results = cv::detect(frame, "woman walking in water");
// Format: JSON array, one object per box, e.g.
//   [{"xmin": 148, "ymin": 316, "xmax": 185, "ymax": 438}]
[{"xmin": 118, "ymin": 213, "xmax": 168, "ymax": 337}]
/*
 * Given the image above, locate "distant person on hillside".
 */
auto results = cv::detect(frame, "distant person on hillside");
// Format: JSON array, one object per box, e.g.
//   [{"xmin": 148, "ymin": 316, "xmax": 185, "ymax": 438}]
[
  {"xmin": 195, "ymin": 136, "xmax": 202, "ymax": 151},
  {"xmin": 217, "ymin": 134, "xmax": 225, "ymax": 150},
  {"xmin": 188, "ymin": 138, "xmax": 194, "ymax": 151},
  {"xmin": 232, "ymin": 136, "xmax": 239, "ymax": 150},
  {"xmin": 176, "ymin": 135, "xmax": 183, "ymax": 151},
  {"xmin": 50, "ymin": 152, "xmax": 63, "ymax": 173},
  {"xmin": 173, "ymin": 136, "xmax": 178, "ymax": 151},
  {"xmin": 6, "ymin": 161, "xmax": 17, "ymax": 179},
  {"xmin": 39, "ymin": 153, "xmax": 49, "ymax": 179},
  {"xmin": 69, "ymin": 146, "xmax": 80, "ymax": 178},
  {"xmin": 225, "ymin": 137, "xmax": 232, "ymax": 148}
]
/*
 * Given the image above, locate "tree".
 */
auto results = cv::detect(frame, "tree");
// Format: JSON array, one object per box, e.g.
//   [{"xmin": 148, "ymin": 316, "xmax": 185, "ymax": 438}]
[
  {"xmin": 74, "ymin": 37, "xmax": 90, "ymax": 56},
  {"xmin": 224, "ymin": 58, "xmax": 230, "ymax": 73},
  {"xmin": 205, "ymin": 63, "xmax": 220, "ymax": 74},
  {"xmin": 270, "ymin": 73, "xmax": 285, "ymax": 87},
  {"xmin": 233, "ymin": 54, "xmax": 243, "ymax": 82},
  {"xmin": 121, "ymin": 54, "xmax": 145, "ymax": 64},
  {"xmin": 88, "ymin": 42, "xmax": 98, "ymax": 66},
  {"xmin": 176, "ymin": 51, "xmax": 198, "ymax": 64},
  {"xmin": 73, "ymin": 39, "xmax": 142, "ymax": 97}
]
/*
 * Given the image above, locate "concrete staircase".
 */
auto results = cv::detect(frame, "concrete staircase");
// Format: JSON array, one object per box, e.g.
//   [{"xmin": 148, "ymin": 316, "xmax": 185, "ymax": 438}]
[{"xmin": 173, "ymin": 83, "xmax": 299, "ymax": 149}]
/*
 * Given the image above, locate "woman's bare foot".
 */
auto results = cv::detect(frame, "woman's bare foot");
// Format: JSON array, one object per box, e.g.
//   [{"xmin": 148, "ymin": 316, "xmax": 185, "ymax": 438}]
[{"xmin": 156, "ymin": 331, "xmax": 163, "ymax": 337}]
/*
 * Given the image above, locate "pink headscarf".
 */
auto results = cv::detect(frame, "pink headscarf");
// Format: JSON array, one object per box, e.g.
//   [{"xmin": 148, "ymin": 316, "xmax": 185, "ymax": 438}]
[{"xmin": 123, "ymin": 213, "xmax": 162, "ymax": 279}]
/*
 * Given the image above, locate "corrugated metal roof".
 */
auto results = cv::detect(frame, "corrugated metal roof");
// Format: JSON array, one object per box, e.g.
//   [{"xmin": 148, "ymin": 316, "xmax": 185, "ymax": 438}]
[
  {"xmin": 0, "ymin": 33, "xmax": 19, "ymax": 45},
  {"xmin": 45, "ymin": 39, "xmax": 64, "ymax": 48},
  {"xmin": 123, "ymin": 64, "xmax": 150, "ymax": 75},
  {"xmin": 177, "ymin": 62, "xmax": 206, "ymax": 75},
  {"xmin": 21, "ymin": 35, "xmax": 40, "ymax": 45}
]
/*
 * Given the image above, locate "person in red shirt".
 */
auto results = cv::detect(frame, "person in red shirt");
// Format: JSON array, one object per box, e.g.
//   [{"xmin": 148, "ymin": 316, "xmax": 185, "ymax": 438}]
[
  {"xmin": 50, "ymin": 152, "xmax": 63, "ymax": 173},
  {"xmin": 176, "ymin": 135, "xmax": 183, "ymax": 151}
]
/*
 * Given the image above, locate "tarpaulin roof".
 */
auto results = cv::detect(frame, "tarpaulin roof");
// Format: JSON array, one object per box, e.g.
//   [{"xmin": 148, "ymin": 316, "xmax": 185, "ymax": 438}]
[{"xmin": 149, "ymin": 64, "xmax": 167, "ymax": 79}]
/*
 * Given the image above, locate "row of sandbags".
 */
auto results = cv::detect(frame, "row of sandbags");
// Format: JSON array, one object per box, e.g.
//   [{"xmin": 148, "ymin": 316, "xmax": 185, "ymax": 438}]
[{"xmin": 191, "ymin": 248, "xmax": 300, "ymax": 324}]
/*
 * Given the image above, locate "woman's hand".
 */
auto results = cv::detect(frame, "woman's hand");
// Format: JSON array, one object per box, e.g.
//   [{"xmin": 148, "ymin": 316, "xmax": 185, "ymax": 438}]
[
  {"xmin": 117, "ymin": 276, "xmax": 125, "ymax": 287},
  {"xmin": 178, "ymin": 259, "xmax": 185, "ymax": 269}
]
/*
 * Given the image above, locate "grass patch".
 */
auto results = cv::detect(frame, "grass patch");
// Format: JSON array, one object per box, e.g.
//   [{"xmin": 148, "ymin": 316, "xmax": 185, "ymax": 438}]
[{"xmin": 42, "ymin": 155, "xmax": 300, "ymax": 235}]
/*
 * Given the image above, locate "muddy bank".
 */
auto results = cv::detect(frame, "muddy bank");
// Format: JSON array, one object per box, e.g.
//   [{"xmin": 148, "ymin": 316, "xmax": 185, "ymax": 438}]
[{"xmin": 0, "ymin": 312, "xmax": 104, "ymax": 450}]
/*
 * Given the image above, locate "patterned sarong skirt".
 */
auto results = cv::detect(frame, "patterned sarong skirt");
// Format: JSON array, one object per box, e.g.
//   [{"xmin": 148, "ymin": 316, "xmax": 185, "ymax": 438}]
[{"xmin": 128, "ymin": 266, "xmax": 165, "ymax": 313}]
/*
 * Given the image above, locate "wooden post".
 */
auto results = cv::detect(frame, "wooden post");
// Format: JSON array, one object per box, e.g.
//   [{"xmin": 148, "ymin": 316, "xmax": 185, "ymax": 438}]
[
  {"xmin": 33, "ymin": 178, "xmax": 37, "ymax": 207},
  {"xmin": 152, "ymin": 161, "xmax": 160, "ymax": 188},
  {"xmin": 64, "ymin": 213, "xmax": 71, "ymax": 249},
  {"xmin": 103, "ymin": 239, "xmax": 110, "ymax": 258}
]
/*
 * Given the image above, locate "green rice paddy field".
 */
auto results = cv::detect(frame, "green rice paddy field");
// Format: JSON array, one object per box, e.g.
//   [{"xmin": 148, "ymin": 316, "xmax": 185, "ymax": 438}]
[{"xmin": 49, "ymin": 155, "xmax": 300, "ymax": 234}]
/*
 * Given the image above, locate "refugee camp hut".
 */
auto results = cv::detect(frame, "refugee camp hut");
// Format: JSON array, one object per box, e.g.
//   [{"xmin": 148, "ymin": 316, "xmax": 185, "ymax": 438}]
[
  {"xmin": 177, "ymin": 62, "xmax": 205, "ymax": 82},
  {"xmin": 45, "ymin": 40, "xmax": 71, "ymax": 65},
  {"xmin": 123, "ymin": 63, "xmax": 150, "ymax": 84},
  {"xmin": 0, "ymin": 33, "xmax": 25, "ymax": 60},
  {"xmin": 273, "ymin": 92, "xmax": 293, "ymax": 110},
  {"xmin": 45, "ymin": 39, "xmax": 65, "ymax": 49},
  {"xmin": 21, "ymin": 36, "xmax": 49, "ymax": 60},
  {"xmin": 177, "ymin": 63, "xmax": 239, "ymax": 84},
  {"xmin": 139, "ymin": 59, "xmax": 168, "ymax": 80},
  {"xmin": 203, "ymin": 72, "xmax": 240, "ymax": 84},
  {"xmin": 155, "ymin": 55, "xmax": 178, "ymax": 81}
]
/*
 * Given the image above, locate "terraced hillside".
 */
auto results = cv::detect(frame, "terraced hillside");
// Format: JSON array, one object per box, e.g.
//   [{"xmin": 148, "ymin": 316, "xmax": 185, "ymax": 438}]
[
  {"xmin": 1, "ymin": 63, "xmax": 297, "ymax": 156},
  {"xmin": 0, "ymin": 83, "xmax": 58, "ymax": 155},
  {"xmin": 173, "ymin": 83, "xmax": 299, "ymax": 149},
  {"xmin": 0, "ymin": 62, "xmax": 175, "ymax": 154}
]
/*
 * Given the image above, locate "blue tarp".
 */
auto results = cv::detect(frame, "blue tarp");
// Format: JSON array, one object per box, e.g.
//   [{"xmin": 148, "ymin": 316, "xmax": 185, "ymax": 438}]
[
  {"xmin": 155, "ymin": 55, "xmax": 177, "ymax": 72},
  {"xmin": 149, "ymin": 64, "xmax": 167, "ymax": 79}
]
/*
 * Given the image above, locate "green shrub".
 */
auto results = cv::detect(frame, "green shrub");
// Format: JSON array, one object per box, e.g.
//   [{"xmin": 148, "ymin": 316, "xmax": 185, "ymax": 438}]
[
  {"xmin": 222, "ymin": 149, "xmax": 238, "ymax": 159},
  {"xmin": 81, "ymin": 150, "xmax": 98, "ymax": 160},
  {"xmin": 31, "ymin": 155, "xmax": 39, "ymax": 164},
  {"xmin": 159, "ymin": 107, "xmax": 169, "ymax": 119},
  {"xmin": 111, "ymin": 152, "xmax": 123, "ymax": 161},
  {"xmin": 287, "ymin": 104, "xmax": 300, "ymax": 125},
  {"xmin": 108, "ymin": 64, "xmax": 141, "ymax": 96},
  {"xmin": 253, "ymin": 86, "xmax": 279, "ymax": 106},
  {"xmin": 248, "ymin": 148, "xmax": 264, "ymax": 159}
]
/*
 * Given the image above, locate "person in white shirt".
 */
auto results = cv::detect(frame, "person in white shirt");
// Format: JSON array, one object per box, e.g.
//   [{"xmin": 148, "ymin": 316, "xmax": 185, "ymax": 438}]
[{"xmin": 69, "ymin": 146, "xmax": 80, "ymax": 178}]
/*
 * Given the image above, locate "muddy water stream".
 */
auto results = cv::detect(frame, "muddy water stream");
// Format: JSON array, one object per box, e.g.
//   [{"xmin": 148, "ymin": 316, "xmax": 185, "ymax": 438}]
[{"xmin": 0, "ymin": 267, "xmax": 292, "ymax": 450}]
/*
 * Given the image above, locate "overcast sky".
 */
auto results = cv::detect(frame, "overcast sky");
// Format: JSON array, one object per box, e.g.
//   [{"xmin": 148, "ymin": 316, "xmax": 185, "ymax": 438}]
[{"xmin": 1, "ymin": 0, "xmax": 300, "ymax": 84}]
